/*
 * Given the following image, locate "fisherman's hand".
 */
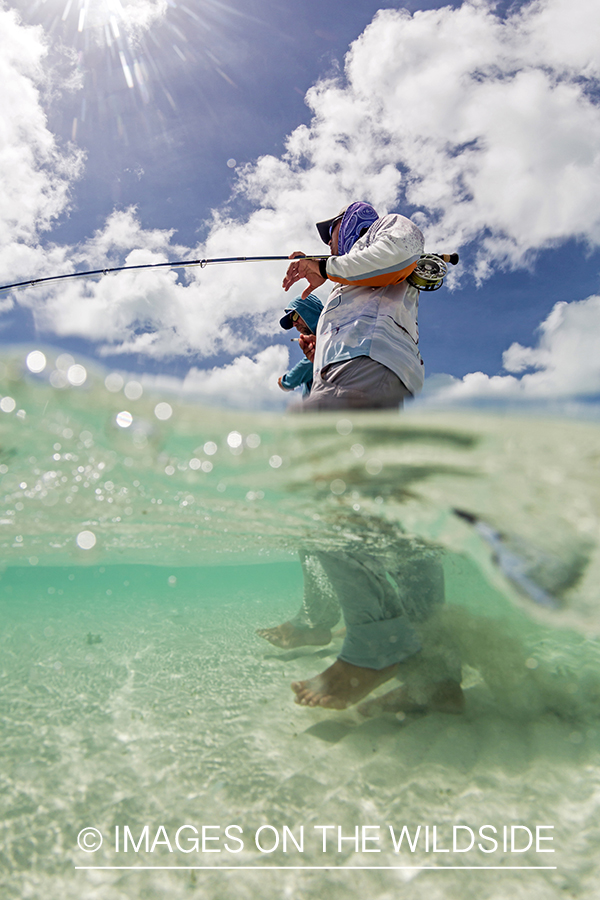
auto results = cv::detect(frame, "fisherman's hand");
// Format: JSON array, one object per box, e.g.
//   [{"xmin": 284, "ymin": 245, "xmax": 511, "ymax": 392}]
[
  {"xmin": 283, "ymin": 253, "xmax": 326, "ymax": 299},
  {"xmin": 278, "ymin": 376, "xmax": 293, "ymax": 392},
  {"xmin": 299, "ymin": 334, "xmax": 316, "ymax": 363}
]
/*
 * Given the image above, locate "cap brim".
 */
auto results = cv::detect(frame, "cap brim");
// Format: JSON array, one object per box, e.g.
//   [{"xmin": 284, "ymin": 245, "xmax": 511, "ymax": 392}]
[
  {"xmin": 316, "ymin": 217, "xmax": 335, "ymax": 245},
  {"xmin": 316, "ymin": 207, "xmax": 346, "ymax": 245},
  {"xmin": 279, "ymin": 311, "xmax": 294, "ymax": 330}
]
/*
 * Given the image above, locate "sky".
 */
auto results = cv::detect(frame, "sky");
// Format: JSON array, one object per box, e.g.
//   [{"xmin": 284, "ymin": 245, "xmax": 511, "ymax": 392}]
[{"xmin": 1, "ymin": 0, "xmax": 600, "ymax": 410}]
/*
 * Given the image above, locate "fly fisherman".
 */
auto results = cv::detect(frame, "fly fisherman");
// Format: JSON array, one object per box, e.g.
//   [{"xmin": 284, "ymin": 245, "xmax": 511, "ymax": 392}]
[
  {"xmin": 277, "ymin": 294, "xmax": 323, "ymax": 398},
  {"xmin": 257, "ymin": 201, "xmax": 464, "ymax": 714},
  {"xmin": 282, "ymin": 201, "xmax": 425, "ymax": 411}
]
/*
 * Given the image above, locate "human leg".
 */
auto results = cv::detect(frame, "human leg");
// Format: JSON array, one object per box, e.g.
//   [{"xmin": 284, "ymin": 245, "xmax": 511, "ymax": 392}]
[
  {"xmin": 357, "ymin": 555, "xmax": 464, "ymax": 717},
  {"xmin": 256, "ymin": 550, "xmax": 341, "ymax": 649},
  {"xmin": 291, "ymin": 548, "xmax": 422, "ymax": 708},
  {"xmin": 292, "ymin": 543, "xmax": 464, "ymax": 712},
  {"xmin": 301, "ymin": 357, "xmax": 412, "ymax": 411}
]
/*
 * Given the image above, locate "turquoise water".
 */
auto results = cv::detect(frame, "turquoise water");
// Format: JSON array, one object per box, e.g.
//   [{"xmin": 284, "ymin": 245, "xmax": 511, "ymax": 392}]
[{"xmin": 1, "ymin": 350, "xmax": 600, "ymax": 899}]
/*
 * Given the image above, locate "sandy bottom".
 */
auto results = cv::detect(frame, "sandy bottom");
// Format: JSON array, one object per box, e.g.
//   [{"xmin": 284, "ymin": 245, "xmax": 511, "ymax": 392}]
[{"xmin": 1, "ymin": 563, "xmax": 599, "ymax": 900}]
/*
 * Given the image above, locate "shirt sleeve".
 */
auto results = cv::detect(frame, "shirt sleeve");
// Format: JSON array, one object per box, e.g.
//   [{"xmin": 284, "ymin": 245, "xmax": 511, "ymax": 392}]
[
  {"xmin": 281, "ymin": 357, "xmax": 314, "ymax": 390},
  {"xmin": 325, "ymin": 214, "xmax": 424, "ymax": 288}
]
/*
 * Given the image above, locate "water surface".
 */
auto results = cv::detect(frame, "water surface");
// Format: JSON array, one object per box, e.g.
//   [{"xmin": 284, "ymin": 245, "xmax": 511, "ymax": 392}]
[{"xmin": 1, "ymin": 351, "xmax": 599, "ymax": 898}]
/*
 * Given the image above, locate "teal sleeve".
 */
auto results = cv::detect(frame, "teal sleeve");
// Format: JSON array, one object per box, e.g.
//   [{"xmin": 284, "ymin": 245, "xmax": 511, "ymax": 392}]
[{"xmin": 281, "ymin": 358, "xmax": 314, "ymax": 390}]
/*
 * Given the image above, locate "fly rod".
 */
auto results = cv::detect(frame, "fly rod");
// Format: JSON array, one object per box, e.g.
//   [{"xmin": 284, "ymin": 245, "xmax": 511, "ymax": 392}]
[
  {"xmin": 0, "ymin": 251, "xmax": 458, "ymax": 295},
  {"xmin": 0, "ymin": 255, "xmax": 330, "ymax": 295}
]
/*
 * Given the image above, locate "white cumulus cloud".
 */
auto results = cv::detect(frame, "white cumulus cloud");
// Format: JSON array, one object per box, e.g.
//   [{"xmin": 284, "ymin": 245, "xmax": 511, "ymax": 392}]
[
  {"xmin": 13, "ymin": 0, "xmax": 600, "ymax": 359},
  {"xmin": 19, "ymin": 207, "xmax": 285, "ymax": 360},
  {"xmin": 3, "ymin": 0, "xmax": 600, "ymax": 404},
  {"xmin": 0, "ymin": 8, "xmax": 83, "ymax": 292},
  {"xmin": 140, "ymin": 345, "xmax": 292, "ymax": 409},
  {"xmin": 289, "ymin": 0, "xmax": 600, "ymax": 276},
  {"xmin": 429, "ymin": 294, "xmax": 600, "ymax": 400}
]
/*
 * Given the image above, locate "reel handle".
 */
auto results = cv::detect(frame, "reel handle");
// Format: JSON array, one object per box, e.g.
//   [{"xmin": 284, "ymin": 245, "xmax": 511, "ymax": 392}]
[{"xmin": 439, "ymin": 253, "xmax": 459, "ymax": 266}]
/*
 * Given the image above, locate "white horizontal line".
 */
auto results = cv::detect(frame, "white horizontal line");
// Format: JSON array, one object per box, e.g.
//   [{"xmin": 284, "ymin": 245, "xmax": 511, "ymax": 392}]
[{"xmin": 75, "ymin": 865, "xmax": 557, "ymax": 871}]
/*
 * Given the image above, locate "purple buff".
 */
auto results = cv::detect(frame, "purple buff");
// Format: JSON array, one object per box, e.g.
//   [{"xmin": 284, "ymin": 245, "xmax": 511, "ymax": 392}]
[{"xmin": 337, "ymin": 201, "xmax": 379, "ymax": 255}]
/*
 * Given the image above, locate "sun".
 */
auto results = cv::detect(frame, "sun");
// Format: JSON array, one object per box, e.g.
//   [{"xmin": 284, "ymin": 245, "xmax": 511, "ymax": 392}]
[
  {"xmin": 16, "ymin": 0, "xmax": 253, "ymax": 141},
  {"xmin": 55, "ymin": 0, "xmax": 167, "ymax": 48}
]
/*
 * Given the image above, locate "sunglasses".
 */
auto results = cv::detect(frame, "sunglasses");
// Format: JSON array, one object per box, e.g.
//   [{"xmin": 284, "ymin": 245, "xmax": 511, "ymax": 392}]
[{"xmin": 329, "ymin": 216, "xmax": 343, "ymax": 239}]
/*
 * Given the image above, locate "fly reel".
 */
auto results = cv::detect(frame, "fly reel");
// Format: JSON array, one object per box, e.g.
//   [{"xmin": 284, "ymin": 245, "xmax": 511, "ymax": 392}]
[{"xmin": 407, "ymin": 252, "xmax": 459, "ymax": 292}]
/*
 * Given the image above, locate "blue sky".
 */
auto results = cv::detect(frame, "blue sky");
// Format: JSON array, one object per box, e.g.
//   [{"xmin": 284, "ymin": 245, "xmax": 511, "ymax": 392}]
[{"xmin": 1, "ymin": 0, "xmax": 600, "ymax": 407}]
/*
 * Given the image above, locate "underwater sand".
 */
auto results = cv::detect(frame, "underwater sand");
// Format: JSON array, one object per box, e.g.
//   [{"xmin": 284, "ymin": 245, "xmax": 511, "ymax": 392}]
[{"xmin": 1, "ymin": 350, "xmax": 600, "ymax": 898}]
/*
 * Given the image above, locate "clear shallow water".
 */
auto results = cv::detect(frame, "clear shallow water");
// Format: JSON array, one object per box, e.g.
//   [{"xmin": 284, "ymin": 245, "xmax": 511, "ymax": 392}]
[{"xmin": 1, "ymin": 350, "xmax": 600, "ymax": 899}]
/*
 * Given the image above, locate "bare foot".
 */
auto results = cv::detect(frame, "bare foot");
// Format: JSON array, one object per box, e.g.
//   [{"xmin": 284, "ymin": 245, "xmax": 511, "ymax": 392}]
[
  {"xmin": 357, "ymin": 679, "xmax": 465, "ymax": 717},
  {"xmin": 291, "ymin": 659, "xmax": 398, "ymax": 709},
  {"xmin": 256, "ymin": 621, "xmax": 332, "ymax": 649}
]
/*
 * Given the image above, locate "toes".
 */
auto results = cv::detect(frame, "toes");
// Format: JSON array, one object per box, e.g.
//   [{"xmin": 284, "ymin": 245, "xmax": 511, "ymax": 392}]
[
  {"xmin": 306, "ymin": 695, "xmax": 321, "ymax": 707},
  {"xmin": 295, "ymin": 693, "xmax": 316, "ymax": 706},
  {"xmin": 291, "ymin": 681, "xmax": 311, "ymax": 701},
  {"xmin": 292, "ymin": 680, "xmax": 325, "ymax": 706}
]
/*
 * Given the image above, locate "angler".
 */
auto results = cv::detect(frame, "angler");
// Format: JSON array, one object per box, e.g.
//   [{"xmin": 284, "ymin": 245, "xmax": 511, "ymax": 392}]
[{"xmin": 282, "ymin": 200, "xmax": 458, "ymax": 412}]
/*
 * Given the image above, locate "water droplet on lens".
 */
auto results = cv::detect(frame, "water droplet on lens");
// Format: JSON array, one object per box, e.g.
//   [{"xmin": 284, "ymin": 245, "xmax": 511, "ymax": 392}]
[
  {"xmin": 227, "ymin": 431, "xmax": 242, "ymax": 448},
  {"xmin": 105, "ymin": 373, "xmax": 124, "ymax": 392},
  {"xmin": 26, "ymin": 351, "xmax": 46, "ymax": 373},
  {"xmin": 155, "ymin": 402, "xmax": 173, "ymax": 421},
  {"xmin": 76, "ymin": 530, "xmax": 96, "ymax": 550},
  {"xmin": 67, "ymin": 364, "xmax": 87, "ymax": 386},
  {"xmin": 55, "ymin": 353, "xmax": 74, "ymax": 372},
  {"xmin": 124, "ymin": 380, "xmax": 143, "ymax": 400}
]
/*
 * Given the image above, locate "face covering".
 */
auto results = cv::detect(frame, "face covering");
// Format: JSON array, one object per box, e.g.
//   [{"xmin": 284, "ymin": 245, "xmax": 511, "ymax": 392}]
[{"xmin": 337, "ymin": 201, "xmax": 378, "ymax": 255}]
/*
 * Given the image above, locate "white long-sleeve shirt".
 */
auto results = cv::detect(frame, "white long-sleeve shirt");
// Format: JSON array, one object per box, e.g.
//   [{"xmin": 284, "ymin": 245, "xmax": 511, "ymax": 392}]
[{"xmin": 314, "ymin": 213, "xmax": 425, "ymax": 395}]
